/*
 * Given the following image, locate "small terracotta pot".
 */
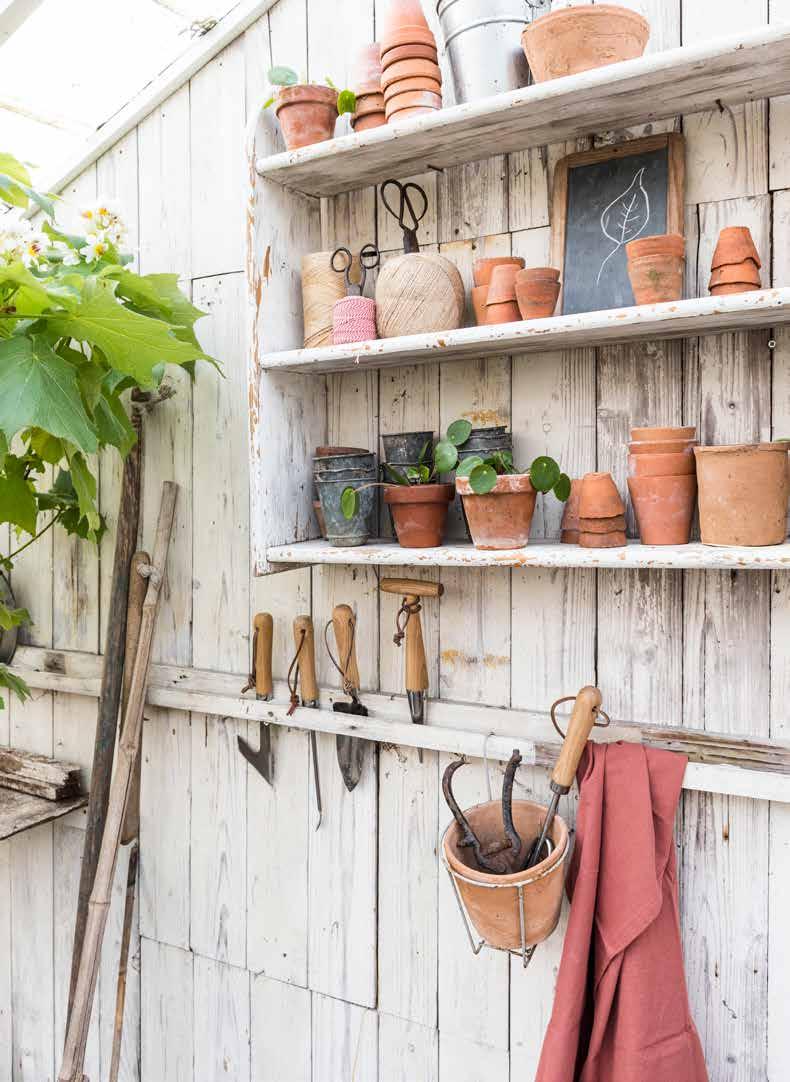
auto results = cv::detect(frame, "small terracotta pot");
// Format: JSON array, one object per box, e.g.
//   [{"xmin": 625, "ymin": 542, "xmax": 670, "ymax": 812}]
[
  {"xmin": 487, "ymin": 264, "xmax": 520, "ymax": 304},
  {"xmin": 485, "ymin": 300, "xmax": 520, "ymax": 325},
  {"xmin": 387, "ymin": 106, "xmax": 436, "ymax": 124},
  {"xmin": 627, "ymin": 475, "xmax": 696, "ymax": 545},
  {"xmin": 473, "ymin": 257, "xmax": 525, "ymax": 288},
  {"xmin": 630, "ymin": 425, "xmax": 696, "ymax": 442},
  {"xmin": 522, "ymin": 4, "xmax": 650, "ymax": 83},
  {"xmin": 627, "ymin": 251, "xmax": 684, "ymax": 304},
  {"xmin": 381, "ymin": 42, "xmax": 438, "ymax": 65},
  {"xmin": 694, "ymin": 443, "xmax": 789, "ymax": 546},
  {"xmin": 515, "ymin": 272, "xmax": 560, "ymax": 320},
  {"xmin": 579, "ymin": 530, "xmax": 627, "ymax": 548},
  {"xmin": 385, "ymin": 483, "xmax": 454, "ymax": 547},
  {"xmin": 627, "ymin": 451, "xmax": 696, "ymax": 478},
  {"xmin": 380, "ymin": 0, "xmax": 430, "ymax": 37},
  {"xmin": 353, "ymin": 112, "xmax": 387, "ymax": 132},
  {"xmin": 354, "ymin": 93, "xmax": 386, "ymax": 119},
  {"xmin": 384, "ymin": 75, "xmax": 442, "ymax": 101},
  {"xmin": 711, "ymin": 226, "xmax": 761, "ymax": 271},
  {"xmin": 709, "ymin": 281, "xmax": 762, "ymax": 296},
  {"xmin": 380, "ymin": 27, "xmax": 437, "ymax": 53},
  {"xmin": 560, "ymin": 478, "xmax": 582, "ymax": 544},
  {"xmin": 629, "ymin": 438, "xmax": 697, "ymax": 456},
  {"xmin": 709, "ymin": 262, "xmax": 761, "ymax": 288},
  {"xmin": 382, "ymin": 58, "xmax": 442, "ymax": 90},
  {"xmin": 456, "ymin": 473, "xmax": 537, "ymax": 549},
  {"xmin": 517, "ymin": 267, "xmax": 560, "ymax": 282},
  {"xmin": 578, "ymin": 472, "xmax": 625, "ymax": 519},
  {"xmin": 579, "ymin": 514, "xmax": 626, "ymax": 533},
  {"xmin": 275, "ymin": 85, "xmax": 338, "ymax": 150},
  {"xmin": 385, "ymin": 89, "xmax": 443, "ymax": 116},
  {"xmin": 471, "ymin": 284, "xmax": 489, "ymax": 326},
  {"xmin": 352, "ymin": 42, "xmax": 383, "ymax": 90},
  {"xmin": 627, "ymin": 234, "xmax": 685, "ymax": 260}
]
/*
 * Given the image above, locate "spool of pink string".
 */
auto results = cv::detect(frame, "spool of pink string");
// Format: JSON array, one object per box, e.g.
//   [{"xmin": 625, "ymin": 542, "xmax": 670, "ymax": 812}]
[{"xmin": 332, "ymin": 296, "xmax": 377, "ymax": 345}]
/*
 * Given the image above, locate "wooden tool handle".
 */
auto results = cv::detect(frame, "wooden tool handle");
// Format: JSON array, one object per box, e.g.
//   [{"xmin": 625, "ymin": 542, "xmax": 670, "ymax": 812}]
[
  {"xmin": 254, "ymin": 613, "xmax": 274, "ymax": 698},
  {"xmin": 404, "ymin": 597, "xmax": 428, "ymax": 693},
  {"xmin": 552, "ymin": 685, "xmax": 603, "ymax": 792},
  {"xmin": 332, "ymin": 604, "xmax": 360, "ymax": 688},
  {"xmin": 380, "ymin": 577, "xmax": 444, "ymax": 598},
  {"xmin": 294, "ymin": 615, "xmax": 318, "ymax": 701}
]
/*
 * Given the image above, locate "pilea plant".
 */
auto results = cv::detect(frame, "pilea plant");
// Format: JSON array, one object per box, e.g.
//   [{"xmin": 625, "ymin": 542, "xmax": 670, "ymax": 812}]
[
  {"xmin": 459, "ymin": 450, "xmax": 571, "ymax": 500},
  {"xmin": 263, "ymin": 66, "xmax": 357, "ymax": 114},
  {"xmin": 0, "ymin": 151, "xmax": 218, "ymax": 708},
  {"xmin": 341, "ymin": 438, "xmax": 436, "ymax": 518}
]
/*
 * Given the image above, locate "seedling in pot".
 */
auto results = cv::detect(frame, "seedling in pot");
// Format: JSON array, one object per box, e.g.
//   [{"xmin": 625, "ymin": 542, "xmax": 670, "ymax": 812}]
[
  {"xmin": 263, "ymin": 66, "xmax": 357, "ymax": 114},
  {"xmin": 458, "ymin": 450, "xmax": 571, "ymax": 501}
]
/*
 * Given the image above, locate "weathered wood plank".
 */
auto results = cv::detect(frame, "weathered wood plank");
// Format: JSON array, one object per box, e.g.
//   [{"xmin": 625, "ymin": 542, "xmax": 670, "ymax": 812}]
[
  {"xmin": 311, "ymin": 993, "xmax": 378, "ymax": 1082},
  {"xmin": 0, "ymin": 841, "xmax": 10, "ymax": 1082},
  {"xmin": 0, "ymin": 790, "xmax": 86, "ymax": 840},
  {"xmin": 139, "ymin": 939, "xmax": 193, "ymax": 1082},
  {"xmin": 251, "ymin": 974, "xmax": 310, "ymax": 1082},
  {"xmin": 193, "ymin": 956, "xmax": 251, "ymax": 1082},
  {"xmin": 378, "ymin": 1014, "xmax": 438, "ymax": 1082}
]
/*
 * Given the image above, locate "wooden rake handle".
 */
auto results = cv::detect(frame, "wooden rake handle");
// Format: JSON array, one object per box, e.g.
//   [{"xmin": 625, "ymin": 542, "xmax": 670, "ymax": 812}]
[
  {"xmin": 294, "ymin": 615, "xmax": 319, "ymax": 702},
  {"xmin": 551, "ymin": 685, "xmax": 603, "ymax": 793}
]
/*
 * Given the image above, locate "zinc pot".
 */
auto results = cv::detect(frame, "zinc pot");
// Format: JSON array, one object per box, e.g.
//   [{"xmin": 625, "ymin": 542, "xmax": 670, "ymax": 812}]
[
  {"xmin": 456, "ymin": 473, "xmax": 537, "ymax": 549},
  {"xmin": 385, "ymin": 483, "xmax": 455, "ymax": 547},
  {"xmin": 522, "ymin": 4, "xmax": 650, "ymax": 83},
  {"xmin": 275, "ymin": 85, "xmax": 339, "ymax": 150},
  {"xmin": 515, "ymin": 272, "xmax": 560, "ymax": 320},
  {"xmin": 0, "ymin": 572, "xmax": 18, "ymax": 664},
  {"xmin": 382, "ymin": 430, "xmax": 434, "ymax": 464},
  {"xmin": 314, "ymin": 452, "xmax": 375, "ymax": 473},
  {"xmin": 315, "ymin": 445, "xmax": 368, "ymax": 457},
  {"xmin": 626, "ymin": 244, "xmax": 684, "ymax": 304},
  {"xmin": 436, "ymin": 0, "xmax": 547, "ymax": 104},
  {"xmin": 627, "ymin": 475, "xmax": 697, "ymax": 545},
  {"xmin": 627, "ymin": 451, "xmax": 696, "ymax": 477},
  {"xmin": 443, "ymin": 798, "xmax": 569, "ymax": 951},
  {"xmin": 313, "ymin": 467, "xmax": 376, "ymax": 483},
  {"xmin": 316, "ymin": 477, "xmax": 377, "ymax": 547},
  {"xmin": 694, "ymin": 443, "xmax": 790, "ymax": 546},
  {"xmin": 473, "ymin": 256, "xmax": 524, "ymax": 287},
  {"xmin": 578, "ymin": 472, "xmax": 625, "ymax": 519}
]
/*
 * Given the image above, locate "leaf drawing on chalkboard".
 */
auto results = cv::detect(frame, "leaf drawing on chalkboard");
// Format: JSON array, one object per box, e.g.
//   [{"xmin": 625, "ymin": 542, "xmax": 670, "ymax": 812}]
[{"xmin": 596, "ymin": 166, "xmax": 650, "ymax": 285}]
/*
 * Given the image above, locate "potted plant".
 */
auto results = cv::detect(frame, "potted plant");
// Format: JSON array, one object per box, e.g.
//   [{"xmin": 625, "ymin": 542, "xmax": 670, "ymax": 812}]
[{"xmin": 264, "ymin": 67, "xmax": 356, "ymax": 150}]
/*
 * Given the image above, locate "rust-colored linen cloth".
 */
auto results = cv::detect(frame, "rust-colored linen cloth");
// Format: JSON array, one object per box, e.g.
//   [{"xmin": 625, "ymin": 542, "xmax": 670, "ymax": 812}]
[{"xmin": 536, "ymin": 741, "xmax": 708, "ymax": 1082}]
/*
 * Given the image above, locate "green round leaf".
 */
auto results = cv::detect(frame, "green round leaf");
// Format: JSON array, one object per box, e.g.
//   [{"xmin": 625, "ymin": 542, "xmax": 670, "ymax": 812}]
[
  {"xmin": 469, "ymin": 463, "xmax": 497, "ymax": 494},
  {"xmin": 553, "ymin": 472, "xmax": 571, "ymax": 502},
  {"xmin": 490, "ymin": 450, "xmax": 514, "ymax": 474},
  {"xmin": 433, "ymin": 439, "xmax": 459, "ymax": 474},
  {"xmin": 340, "ymin": 487, "xmax": 358, "ymax": 519},
  {"xmin": 337, "ymin": 89, "xmax": 356, "ymax": 116},
  {"xmin": 529, "ymin": 455, "xmax": 561, "ymax": 494},
  {"xmin": 456, "ymin": 455, "xmax": 484, "ymax": 478},
  {"xmin": 447, "ymin": 419, "xmax": 472, "ymax": 447},
  {"xmin": 268, "ymin": 65, "xmax": 299, "ymax": 86}
]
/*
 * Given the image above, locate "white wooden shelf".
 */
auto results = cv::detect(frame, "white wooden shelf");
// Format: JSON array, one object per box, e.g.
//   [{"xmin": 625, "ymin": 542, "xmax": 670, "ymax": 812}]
[
  {"xmin": 255, "ymin": 25, "xmax": 790, "ymax": 197},
  {"xmin": 260, "ymin": 289, "xmax": 790, "ymax": 374},
  {"xmin": 267, "ymin": 538, "xmax": 790, "ymax": 572}
]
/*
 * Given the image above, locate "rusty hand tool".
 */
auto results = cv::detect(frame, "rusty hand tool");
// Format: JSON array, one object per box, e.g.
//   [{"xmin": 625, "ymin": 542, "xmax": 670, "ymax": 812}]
[
  {"xmin": 326, "ymin": 604, "xmax": 368, "ymax": 793},
  {"xmin": 380, "ymin": 577, "xmax": 444, "ymax": 763},
  {"xmin": 239, "ymin": 613, "xmax": 274, "ymax": 783},
  {"xmin": 442, "ymin": 749, "xmax": 525, "ymax": 875},
  {"xmin": 291, "ymin": 615, "xmax": 323, "ymax": 829}
]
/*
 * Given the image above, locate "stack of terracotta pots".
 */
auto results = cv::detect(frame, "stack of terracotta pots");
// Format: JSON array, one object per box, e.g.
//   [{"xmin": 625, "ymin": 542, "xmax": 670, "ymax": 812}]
[
  {"xmin": 627, "ymin": 426, "xmax": 697, "ymax": 545},
  {"xmin": 708, "ymin": 226, "xmax": 762, "ymax": 296},
  {"xmin": 626, "ymin": 234, "xmax": 685, "ymax": 304},
  {"xmin": 380, "ymin": 0, "xmax": 443, "ymax": 125},
  {"xmin": 577, "ymin": 473, "xmax": 626, "ymax": 548},
  {"xmin": 560, "ymin": 479, "xmax": 583, "ymax": 544},
  {"xmin": 351, "ymin": 43, "xmax": 386, "ymax": 132},
  {"xmin": 471, "ymin": 257, "xmax": 524, "ymax": 325},
  {"xmin": 515, "ymin": 267, "xmax": 561, "ymax": 320}
]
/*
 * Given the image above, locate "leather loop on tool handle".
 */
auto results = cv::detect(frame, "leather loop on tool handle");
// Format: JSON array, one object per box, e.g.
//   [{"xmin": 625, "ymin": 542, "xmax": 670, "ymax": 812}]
[
  {"xmin": 332, "ymin": 604, "xmax": 360, "ymax": 690},
  {"xmin": 404, "ymin": 596, "xmax": 429, "ymax": 694},
  {"xmin": 551, "ymin": 685, "xmax": 602, "ymax": 793},
  {"xmin": 254, "ymin": 613, "xmax": 274, "ymax": 698},
  {"xmin": 294, "ymin": 615, "xmax": 319, "ymax": 702},
  {"xmin": 380, "ymin": 577, "xmax": 444, "ymax": 598}
]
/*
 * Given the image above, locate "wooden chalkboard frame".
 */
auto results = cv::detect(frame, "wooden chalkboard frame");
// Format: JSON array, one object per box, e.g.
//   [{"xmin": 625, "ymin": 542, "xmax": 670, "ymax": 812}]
[{"xmin": 550, "ymin": 134, "xmax": 686, "ymax": 315}]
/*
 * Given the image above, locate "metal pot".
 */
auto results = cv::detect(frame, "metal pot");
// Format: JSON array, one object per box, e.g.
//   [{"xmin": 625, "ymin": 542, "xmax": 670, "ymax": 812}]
[
  {"xmin": 435, "ymin": 0, "xmax": 550, "ymax": 104},
  {"xmin": 316, "ymin": 477, "xmax": 378, "ymax": 547},
  {"xmin": 0, "ymin": 572, "xmax": 19, "ymax": 664}
]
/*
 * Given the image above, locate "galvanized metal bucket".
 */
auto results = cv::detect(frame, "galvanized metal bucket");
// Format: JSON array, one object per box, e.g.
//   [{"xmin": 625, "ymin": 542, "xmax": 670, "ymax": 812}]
[{"xmin": 435, "ymin": 0, "xmax": 550, "ymax": 104}]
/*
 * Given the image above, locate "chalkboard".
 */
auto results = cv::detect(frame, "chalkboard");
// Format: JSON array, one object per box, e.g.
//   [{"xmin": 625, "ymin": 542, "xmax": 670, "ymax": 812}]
[{"xmin": 550, "ymin": 135, "xmax": 685, "ymax": 316}]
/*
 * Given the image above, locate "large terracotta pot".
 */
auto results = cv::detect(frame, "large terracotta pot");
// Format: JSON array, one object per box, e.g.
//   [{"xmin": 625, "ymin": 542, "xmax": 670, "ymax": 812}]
[
  {"xmin": 443, "ymin": 799, "xmax": 569, "ymax": 951},
  {"xmin": 384, "ymin": 483, "xmax": 454, "ymax": 547},
  {"xmin": 522, "ymin": 4, "xmax": 650, "ymax": 83},
  {"xmin": 456, "ymin": 473, "xmax": 537, "ymax": 548},
  {"xmin": 627, "ymin": 474, "xmax": 697, "ymax": 545},
  {"xmin": 626, "ymin": 233, "xmax": 684, "ymax": 304},
  {"xmin": 275, "ymin": 85, "xmax": 338, "ymax": 150},
  {"xmin": 694, "ymin": 443, "xmax": 790, "ymax": 546}
]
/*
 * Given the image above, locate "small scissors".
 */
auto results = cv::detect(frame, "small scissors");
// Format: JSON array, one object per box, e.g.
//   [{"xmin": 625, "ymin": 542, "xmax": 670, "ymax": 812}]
[
  {"xmin": 331, "ymin": 243, "xmax": 380, "ymax": 296},
  {"xmin": 380, "ymin": 179, "xmax": 428, "ymax": 254}
]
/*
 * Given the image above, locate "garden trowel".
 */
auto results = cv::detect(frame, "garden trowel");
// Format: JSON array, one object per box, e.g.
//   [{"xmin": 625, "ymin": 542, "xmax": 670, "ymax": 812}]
[
  {"xmin": 330, "ymin": 603, "xmax": 368, "ymax": 792},
  {"xmin": 239, "ymin": 612, "xmax": 274, "ymax": 784}
]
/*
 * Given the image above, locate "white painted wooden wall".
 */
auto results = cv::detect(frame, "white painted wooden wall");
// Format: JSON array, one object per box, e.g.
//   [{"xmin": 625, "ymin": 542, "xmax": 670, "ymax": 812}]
[{"xmin": 2, "ymin": 0, "xmax": 790, "ymax": 1079}]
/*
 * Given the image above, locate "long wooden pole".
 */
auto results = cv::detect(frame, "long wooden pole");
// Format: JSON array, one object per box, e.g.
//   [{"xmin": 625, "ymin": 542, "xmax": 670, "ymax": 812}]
[
  {"xmin": 58, "ymin": 482, "xmax": 178, "ymax": 1082},
  {"xmin": 107, "ymin": 842, "xmax": 138, "ymax": 1082}
]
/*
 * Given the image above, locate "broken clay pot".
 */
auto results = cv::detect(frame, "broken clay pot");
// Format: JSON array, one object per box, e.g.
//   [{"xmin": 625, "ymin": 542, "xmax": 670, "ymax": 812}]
[
  {"xmin": 275, "ymin": 85, "xmax": 339, "ymax": 150},
  {"xmin": 627, "ymin": 474, "xmax": 697, "ymax": 545},
  {"xmin": 385, "ymin": 482, "xmax": 455, "ymax": 548},
  {"xmin": 522, "ymin": 4, "xmax": 650, "ymax": 83},
  {"xmin": 456, "ymin": 473, "xmax": 537, "ymax": 548}
]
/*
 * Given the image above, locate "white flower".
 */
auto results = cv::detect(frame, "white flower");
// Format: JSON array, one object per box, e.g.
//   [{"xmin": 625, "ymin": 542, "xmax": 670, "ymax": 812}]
[
  {"xmin": 81, "ymin": 197, "xmax": 123, "ymax": 232},
  {"xmin": 80, "ymin": 233, "xmax": 110, "ymax": 263},
  {"xmin": 52, "ymin": 240, "xmax": 80, "ymax": 266},
  {"xmin": 19, "ymin": 228, "xmax": 48, "ymax": 268}
]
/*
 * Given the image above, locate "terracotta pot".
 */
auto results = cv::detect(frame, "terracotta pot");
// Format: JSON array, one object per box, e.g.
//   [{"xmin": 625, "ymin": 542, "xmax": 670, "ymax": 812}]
[
  {"xmin": 473, "ymin": 256, "xmax": 525, "ymax": 288},
  {"xmin": 380, "ymin": 26, "xmax": 437, "ymax": 53},
  {"xmin": 630, "ymin": 425, "xmax": 696, "ymax": 442},
  {"xmin": 382, "ymin": 43, "xmax": 438, "ymax": 65},
  {"xmin": 709, "ymin": 261, "xmax": 761, "ymax": 288},
  {"xmin": 275, "ymin": 85, "xmax": 338, "ymax": 150},
  {"xmin": 354, "ymin": 93, "xmax": 386, "ymax": 119},
  {"xmin": 353, "ymin": 112, "xmax": 387, "ymax": 132},
  {"xmin": 352, "ymin": 42, "xmax": 383, "ymax": 90},
  {"xmin": 443, "ymin": 799, "xmax": 569, "ymax": 951},
  {"xmin": 387, "ymin": 105, "xmax": 436, "ymax": 124},
  {"xmin": 711, "ymin": 226, "xmax": 761, "ymax": 271},
  {"xmin": 456, "ymin": 473, "xmax": 537, "ymax": 549},
  {"xmin": 515, "ymin": 273, "xmax": 560, "ymax": 320},
  {"xmin": 380, "ymin": 0, "xmax": 431, "ymax": 39},
  {"xmin": 382, "ymin": 58, "xmax": 442, "ymax": 89},
  {"xmin": 522, "ymin": 4, "xmax": 650, "ymax": 83},
  {"xmin": 579, "ymin": 514, "xmax": 626, "ymax": 533},
  {"xmin": 627, "ymin": 451, "xmax": 696, "ymax": 478},
  {"xmin": 384, "ymin": 75, "xmax": 442, "ymax": 101},
  {"xmin": 578, "ymin": 472, "xmax": 625, "ymax": 519},
  {"xmin": 385, "ymin": 483, "xmax": 454, "ymax": 547},
  {"xmin": 487, "ymin": 263, "xmax": 520, "ymax": 304},
  {"xmin": 629, "ymin": 438, "xmax": 697, "ymax": 455},
  {"xmin": 694, "ymin": 443, "xmax": 789, "ymax": 546},
  {"xmin": 517, "ymin": 266, "xmax": 561, "ymax": 282},
  {"xmin": 560, "ymin": 478, "xmax": 582, "ymax": 544},
  {"xmin": 471, "ymin": 284, "xmax": 489, "ymax": 325},
  {"xmin": 385, "ymin": 89, "xmax": 443, "ymax": 116},
  {"xmin": 626, "ymin": 234, "xmax": 685, "ymax": 260},
  {"xmin": 485, "ymin": 300, "xmax": 521, "ymax": 325},
  {"xmin": 579, "ymin": 530, "xmax": 627, "ymax": 548},
  {"xmin": 627, "ymin": 475, "xmax": 696, "ymax": 545},
  {"xmin": 709, "ymin": 281, "xmax": 762, "ymax": 296},
  {"xmin": 627, "ymin": 251, "xmax": 684, "ymax": 304}
]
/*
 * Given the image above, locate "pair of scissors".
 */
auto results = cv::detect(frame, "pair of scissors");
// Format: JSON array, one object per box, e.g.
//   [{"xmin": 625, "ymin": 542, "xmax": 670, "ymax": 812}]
[
  {"xmin": 331, "ymin": 243, "xmax": 380, "ymax": 296},
  {"xmin": 380, "ymin": 179, "xmax": 428, "ymax": 254}
]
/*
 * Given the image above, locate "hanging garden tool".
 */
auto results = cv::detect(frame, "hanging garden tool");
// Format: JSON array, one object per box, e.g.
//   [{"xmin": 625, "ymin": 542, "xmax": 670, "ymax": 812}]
[
  {"xmin": 325, "ymin": 604, "xmax": 369, "ymax": 792},
  {"xmin": 331, "ymin": 242, "xmax": 380, "ymax": 345},
  {"xmin": 379, "ymin": 577, "xmax": 444, "ymax": 763},
  {"xmin": 289, "ymin": 615, "xmax": 323, "ymax": 829},
  {"xmin": 238, "ymin": 613, "xmax": 274, "ymax": 784},
  {"xmin": 375, "ymin": 178, "xmax": 464, "ymax": 338}
]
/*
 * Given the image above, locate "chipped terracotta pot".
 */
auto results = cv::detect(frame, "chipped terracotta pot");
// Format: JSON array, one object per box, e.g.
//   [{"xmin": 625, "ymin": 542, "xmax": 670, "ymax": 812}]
[
  {"xmin": 385, "ymin": 483, "xmax": 455, "ymax": 547},
  {"xmin": 579, "ymin": 530, "xmax": 627, "ymax": 548},
  {"xmin": 382, "ymin": 58, "xmax": 442, "ymax": 89},
  {"xmin": 578, "ymin": 514, "xmax": 626, "ymax": 533},
  {"xmin": 711, "ymin": 226, "xmax": 761, "ymax": 271},
  {"xmin": 471, "ymin": 284, "xmax": 489, "ymax": 325},
  {"xmin": 627, "ymin": 475, "xmax": 697, "ymax": 545},
  {"xmin": 626, "ymin": 233, "xmax": 684, "ymax": 304},
  {"xmin": 456, "ymin": 473, "xmax": 537, "ymax": 548},
  {"xmin": 522, "ymin": 4, "xmax": 650, "ymax": 83},
  {"xmin": 694, "ymin": 443, "xmax": 790, "ymax": 546},
  {"xmin": 487, "ymin": 263, "xmax": 520, "ymax": 304},
  {"xmin": 473, "ymin": 256, "xmax": 525, "ymax": 288},
  {"xmin": 515, "ymin": 269, "xmax": 561, "ymax": 319},
  {"xmin": 385, "ymin": 89, "xmax": 443, "ymax": 117},
  {"xmin": 560, "ymin": 478, "xmax": 582, "ymax": 544},
  {"xmin": 485, "ymin": 299, "xmax": 520, "ymax": 324},
  {"xmin": 578, "ymin": 472, "xmax": 625, "ymax": 519},
  {"xmin": 443, "ymin": 799, "xmax": 569, "ymax": 951},
  {"xmin": 627, "ymin": 451, "xmax": 696, "ymax": 478},
  {"xmin": 275, "ymin": 85, "xmax": 338, "ymax": 150},
  {"xmin": 630, "ymin": 425, "xmax": 696, "ymax": 441}
]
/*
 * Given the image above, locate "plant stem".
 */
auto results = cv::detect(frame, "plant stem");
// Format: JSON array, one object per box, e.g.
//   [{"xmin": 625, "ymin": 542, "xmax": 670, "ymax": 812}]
[{"xmin": 6, "ymin": 511, "xmax": 63, "ymax": 561}]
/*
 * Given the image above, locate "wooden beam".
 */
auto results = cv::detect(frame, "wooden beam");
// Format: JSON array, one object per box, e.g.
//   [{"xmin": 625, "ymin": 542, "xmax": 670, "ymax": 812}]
[
  {"xmin": 0, "ymin": 789, "xmax": 87, "ymax": 841},
  {"xmin": 0, "ymin": 0, "xmax": 44, "ymax": 47}
]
